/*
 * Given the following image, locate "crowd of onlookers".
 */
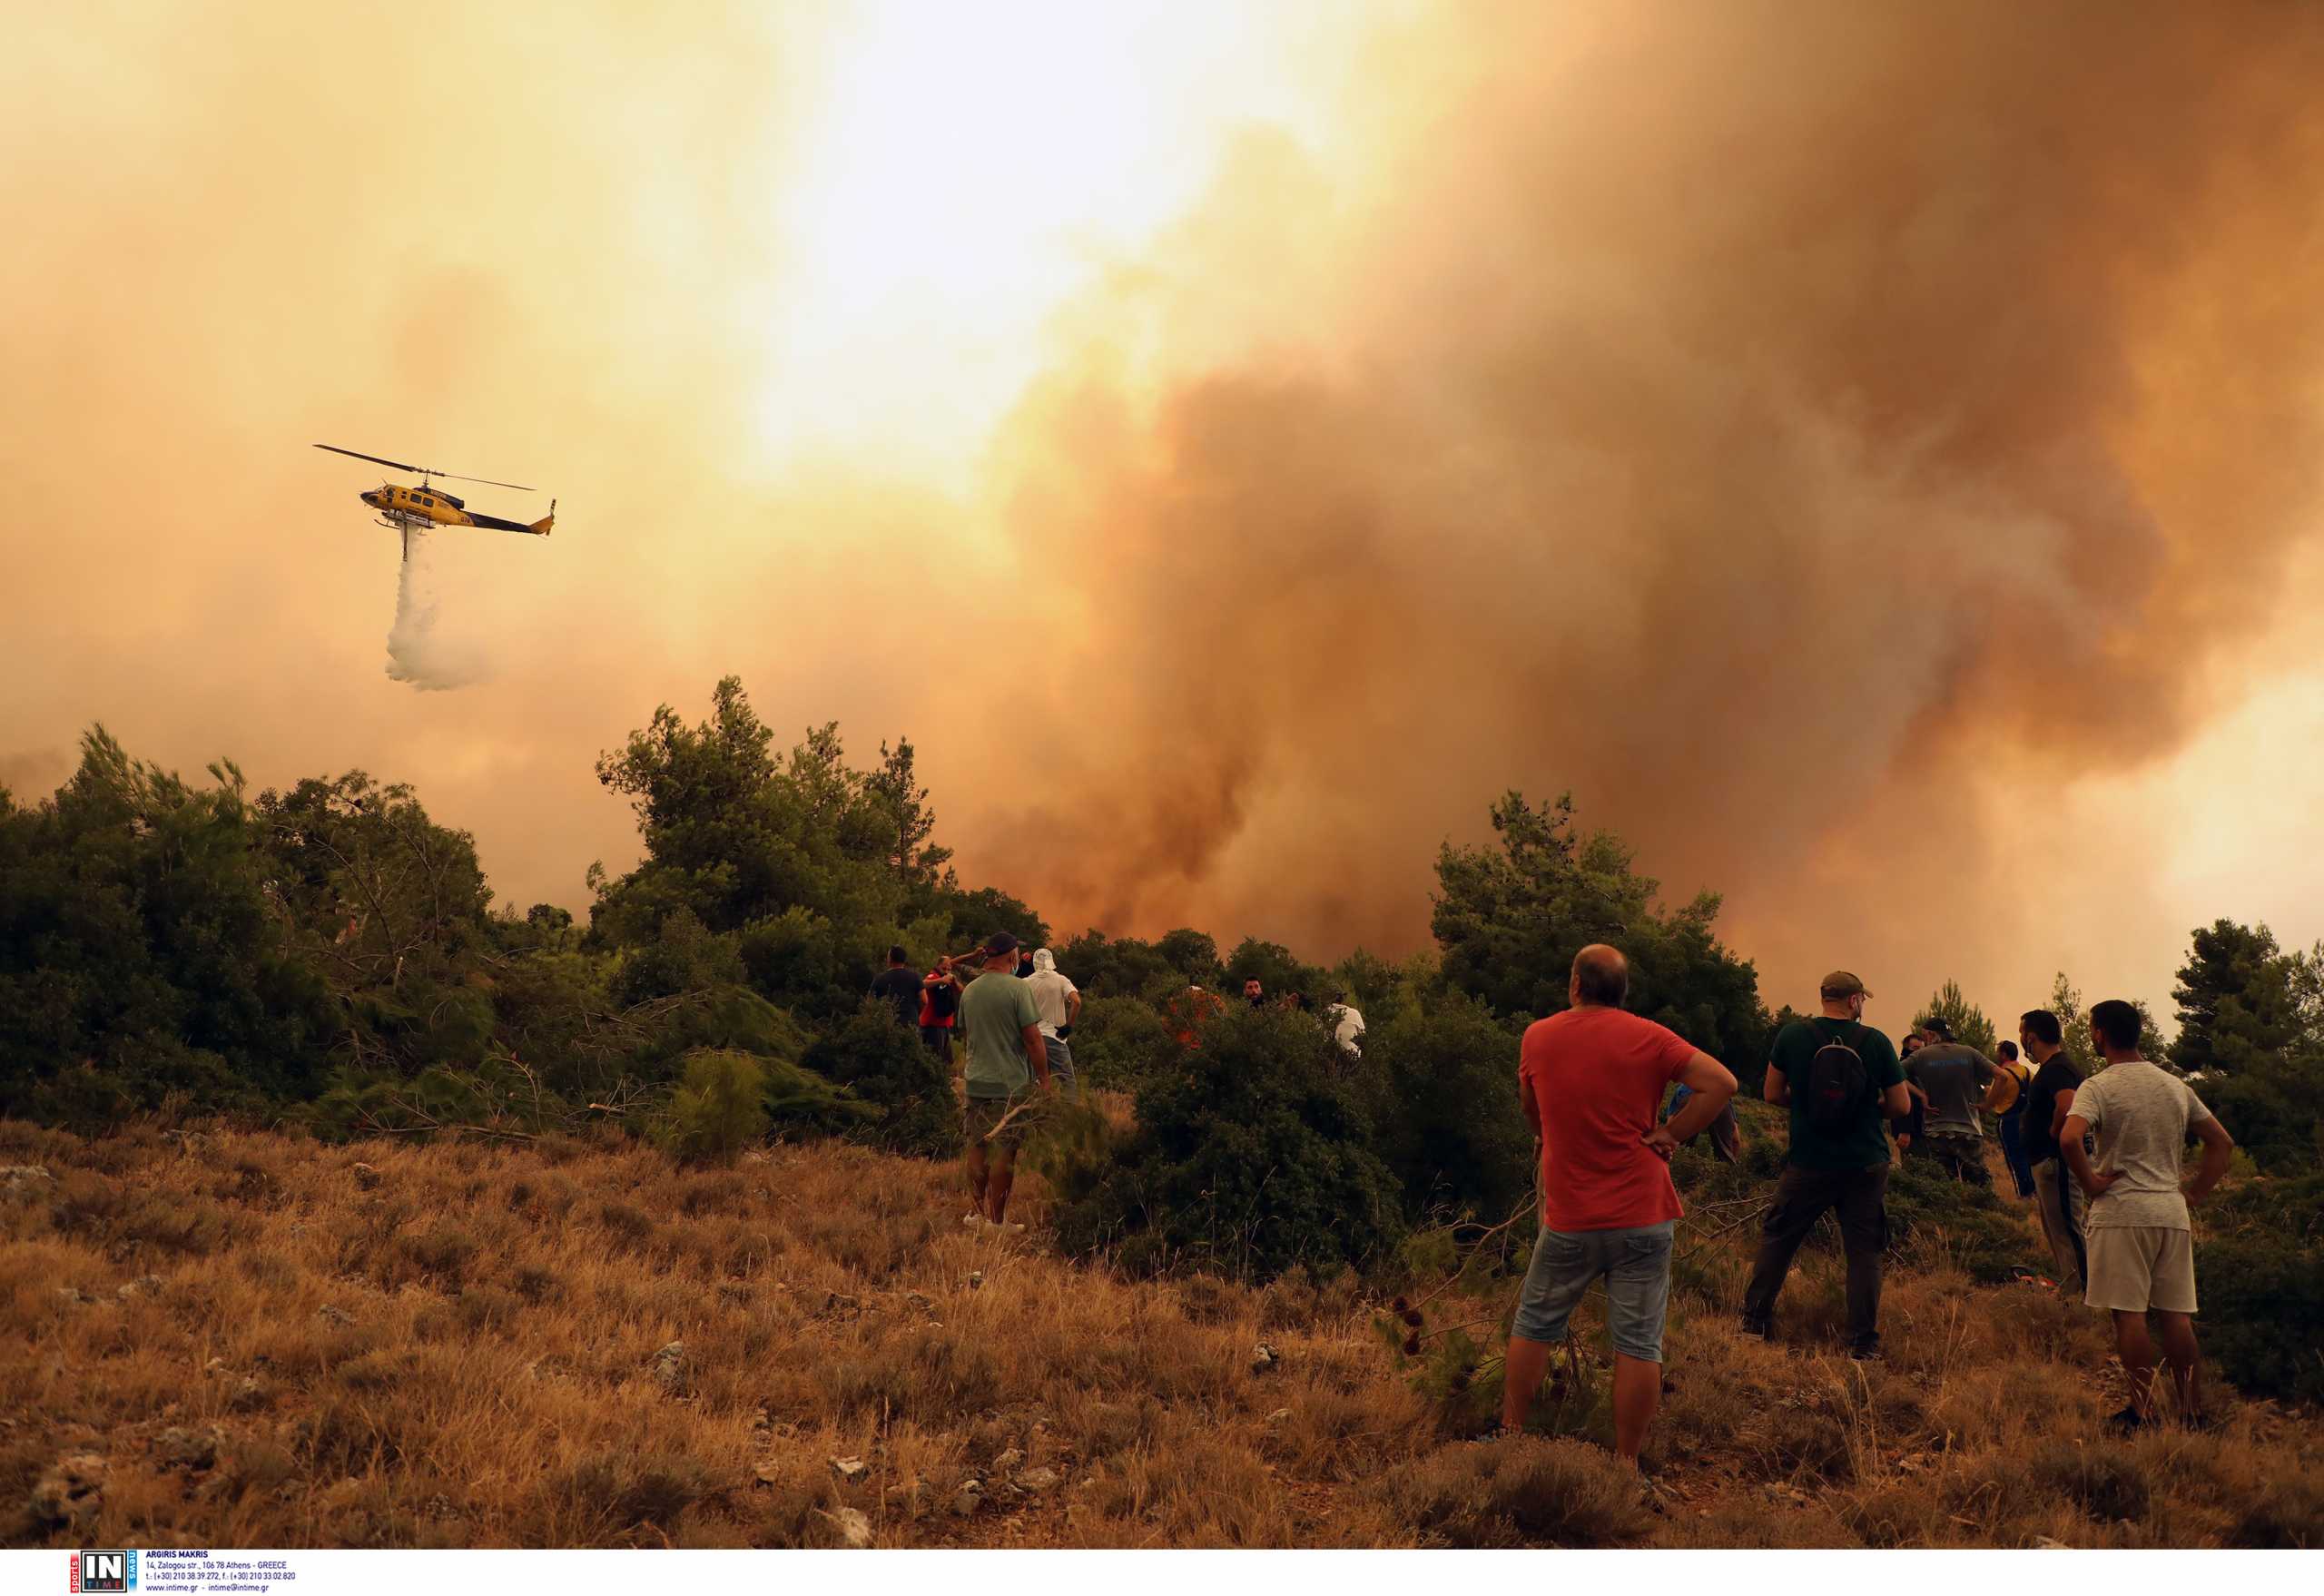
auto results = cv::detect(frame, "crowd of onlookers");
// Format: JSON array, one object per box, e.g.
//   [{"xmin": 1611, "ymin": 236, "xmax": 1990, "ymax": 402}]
[
  {"xmin": 885, "ymin": 934, "xmax": 2235, "ymax": 1487},
  {"xmin": 1496, "ymin": 952, "xmax": 2233, "ymax": 1488}
]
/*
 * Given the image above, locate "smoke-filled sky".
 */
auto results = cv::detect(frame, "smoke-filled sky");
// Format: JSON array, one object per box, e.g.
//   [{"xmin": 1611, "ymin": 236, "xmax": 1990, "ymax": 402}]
[{"xmin": 6, "ymin": 1, "xmax": 2324, "ymax": 1030}]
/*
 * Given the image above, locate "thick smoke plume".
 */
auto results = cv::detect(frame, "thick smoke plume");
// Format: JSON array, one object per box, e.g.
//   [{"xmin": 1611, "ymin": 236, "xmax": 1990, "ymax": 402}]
[
  {"xmin": 961, "ymin": 0, "xmax": 2324, "ymax": 990},
  {"xmin": 386, "ymin": 533, "xmax": 489, "ymax": 693}
]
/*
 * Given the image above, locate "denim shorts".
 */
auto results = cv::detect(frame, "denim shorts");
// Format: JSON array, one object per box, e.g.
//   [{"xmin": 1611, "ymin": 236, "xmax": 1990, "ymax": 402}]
[{"xmin": 1510, "ymin": 1219, "xmax": 1676, "ymax": 1363}]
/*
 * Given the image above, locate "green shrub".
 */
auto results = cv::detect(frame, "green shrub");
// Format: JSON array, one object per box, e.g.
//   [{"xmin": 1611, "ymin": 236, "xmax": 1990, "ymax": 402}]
[
  {"xmin": 660, "ymin": 1049, "xmax": 768, "ymax": 1165},
  {"xmin": 799, "ymin": 1000, "xmax": 954, "ymax": 1156},
  {"xmin": 1067, "ymin": 994, "xmax": 1177, "ymax": 1089},
  {"xmin": 2197, "ymin": 1173, "xmax": 2324, "ymax": 1404},
  {"xmin": 1361, "ymin": 990, "xmax": 1531, "ymax": 1221},
  {"xmin": 1052, "ymin": 1003, "xmax": 1403, "ymax": 1282}
]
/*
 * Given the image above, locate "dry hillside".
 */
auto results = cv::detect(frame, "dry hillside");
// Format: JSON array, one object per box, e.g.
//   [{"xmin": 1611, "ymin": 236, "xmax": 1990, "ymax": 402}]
[{"xmin": 3, "ymin": 1109, "xmax": 2319, "ymax": 1549}]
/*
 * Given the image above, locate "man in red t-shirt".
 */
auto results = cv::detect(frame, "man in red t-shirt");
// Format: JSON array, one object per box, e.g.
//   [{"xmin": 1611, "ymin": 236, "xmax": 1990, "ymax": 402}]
[{"xmin": 1499, "ymin": 944, "xmax": 1737, "ymax": 1469}]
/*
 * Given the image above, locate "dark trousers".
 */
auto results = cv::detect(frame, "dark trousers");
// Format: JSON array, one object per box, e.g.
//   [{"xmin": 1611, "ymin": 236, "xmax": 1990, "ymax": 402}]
[
  {"xmin": 1997, "ymin": 1113, "xmax": 2035, "ymax": 1197},
  {"xmin": 1742, "ymin": 1162, "xmax": 1890, "ymax": 1351}
]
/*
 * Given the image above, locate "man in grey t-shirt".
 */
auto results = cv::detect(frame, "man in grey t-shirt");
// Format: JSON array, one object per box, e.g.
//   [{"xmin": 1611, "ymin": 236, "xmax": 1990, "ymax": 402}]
[
  {"xmin": 2063, "ymin": 1000, "xmax": 2234, "ymax": 1431},
  {"xmin": 1904, "ymin": 1020, "xmax": 1995, "ymax": 1186}
]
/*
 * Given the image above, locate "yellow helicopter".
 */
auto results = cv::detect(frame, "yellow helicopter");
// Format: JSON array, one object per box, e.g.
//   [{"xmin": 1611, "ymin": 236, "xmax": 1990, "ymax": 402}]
[{"xmin": 314, "ymin": 443, "xmax": 555, "ymax": 560}]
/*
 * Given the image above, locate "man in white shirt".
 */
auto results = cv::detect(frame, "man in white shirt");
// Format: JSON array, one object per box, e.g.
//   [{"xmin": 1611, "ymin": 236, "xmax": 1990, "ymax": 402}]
[
  {"xmin": 1024, "ymin": 948, "xmax": 1082, "ymax": 1100},
  {"xmin": 2062, "ymin": 999, "xmax": 2235, "ymax": 1431},
  {"xmin": 1326, "ymin": 990, "xmax": 1366, "ymax": 1062}
]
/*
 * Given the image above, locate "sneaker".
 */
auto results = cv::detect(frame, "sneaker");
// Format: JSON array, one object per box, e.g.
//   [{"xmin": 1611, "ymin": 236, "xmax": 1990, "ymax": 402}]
[
  {"xmin": 962, "ymin": 1212, "xmax": 988, "ymax": 1227},
  {"xmin": 1635, "ymin": 1473, "xmax": 1675, "ymax": 1516},
  {"xmin": 999, "ymin": 1221, "xmax": 1026, "ymax": 1235},
  {"xmin": 2104, "ymin": 1404, "xmax": 2147, "ymax": 1434},
  {"xmin": 1738, "ymin": 1319, "xmax": 1772, "ymax": 1342},
  {"xmin": 1847, "ymin": 1344, "xmax": 1884, "ymax": 1363}
]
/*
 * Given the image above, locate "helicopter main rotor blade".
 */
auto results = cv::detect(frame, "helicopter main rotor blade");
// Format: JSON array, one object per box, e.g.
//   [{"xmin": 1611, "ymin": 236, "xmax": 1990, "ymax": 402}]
[
  {"xmin": 428, "ymin": 470, "xmax": 535, "ymax": 491},
  {"xmin": 314, "ymin": 443, "xmax": 534, "ymax": 491},
  {"xmin": 315, "ymin": 442, "xmax": 420, "ymax": 473}
]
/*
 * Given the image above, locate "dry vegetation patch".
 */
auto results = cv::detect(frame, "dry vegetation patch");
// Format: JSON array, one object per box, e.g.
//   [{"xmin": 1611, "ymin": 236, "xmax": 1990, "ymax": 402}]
[{"xmin": 2, "ymin": 1118, "xmax": 2319, "ymax": 1548}]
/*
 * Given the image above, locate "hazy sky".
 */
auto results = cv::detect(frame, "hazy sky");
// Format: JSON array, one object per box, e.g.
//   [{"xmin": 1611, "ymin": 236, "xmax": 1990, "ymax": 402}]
[{"xmin": 5, "ymin": 1, "xmax": 2321, "ymax": 1032}]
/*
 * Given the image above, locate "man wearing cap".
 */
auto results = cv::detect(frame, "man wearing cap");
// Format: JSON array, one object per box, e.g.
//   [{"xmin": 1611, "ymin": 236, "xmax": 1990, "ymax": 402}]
[
  {"xmin": 1742, "ymin": 970, "xmax": 1912, "ymax": 1358},
  {"xmin": 957, "ymin": 932, "xmax": 1053, "ymax": 1231}
]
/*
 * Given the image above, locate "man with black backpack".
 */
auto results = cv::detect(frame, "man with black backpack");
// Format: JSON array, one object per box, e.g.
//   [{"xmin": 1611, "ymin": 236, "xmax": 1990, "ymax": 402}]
[{"xmin": 1741, "ymin": 970, "xmax": 1913, "ymax": 1358}]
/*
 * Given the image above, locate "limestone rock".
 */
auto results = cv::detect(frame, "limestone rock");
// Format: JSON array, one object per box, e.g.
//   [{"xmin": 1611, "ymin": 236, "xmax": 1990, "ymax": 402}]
[
  {"xmin": 153, "ymin": 1426, "xmax": 221, "ymax": 1472},
  {"xmin": 952, "ymin": 1479, "xmax": 985, "ymax": 1516},
  {"xmin": 992, "ymin": 1447, "xmax": 1025, "ymax": 1473},
  {"xmin": 1251, "ymin": 1343, "xmax": 1281, "ymax": 1374},
  {"xmin": 651, "ymin": 1341, "xmax": 689, "ymax": 1394},
  {"xmin": 116, "ymin": 1276, "xmax": 164, "ymax": 1301},
  {"xmin": 829, "ymin": 1455, "xmax": 869, "ymax": 1483},
  {"xmin": 350, "ymin": 1162, "xmax": 382, "ymax": 1190},
  {"xmin": 1019, "ymin": 1467, "xmax": 1060, "ymax": 1493},
  {"xmin": 819, "ymin": 1506, "xmax": 873, "ymax": 1548}
]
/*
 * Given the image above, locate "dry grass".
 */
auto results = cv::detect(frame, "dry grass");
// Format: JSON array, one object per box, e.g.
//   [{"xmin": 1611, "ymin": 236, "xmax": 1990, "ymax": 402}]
[{"xmin": 2, "ymin": 1114, "xmax": 2319, "ymax": 1549}]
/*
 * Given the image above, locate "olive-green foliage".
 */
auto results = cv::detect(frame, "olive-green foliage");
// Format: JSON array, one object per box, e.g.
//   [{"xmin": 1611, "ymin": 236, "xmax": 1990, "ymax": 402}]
[
  {"xmin": 2197, "ymin": 1173, "xmax": 2324, "ymax": 1404},
  {"xmin": 799, "ymin": 1000, "xmax": 956, "ymax": 1156},
  {"xmin": 660, "ymin": 1049, "xmax": 770, "ymax": 1165},
  {"xmin": 2203, "ymin": 1060, "xmax": 2324, "ymax": 1175},
  {"xmin": 1053, "ymin": 1003, "xmax": 1403, "ymax": 1282},
  {"xmin": 0, "ymin": 729, "xmax": 335, "ymax": 1128},
  {"xmin": 255, "ymin": 770, "xmax": 499, "ymax": 1073},
  {"xmin": 1361, "ymin": 990, "xmax": 1532, "ymax": 1221},
  {"xmin": 590, "ymin": 680, "xmax": 916, "ymax": 1018},
  {"xmin": 1054, "ymin": 930, "xmax": 1180, "ymax": 1000},
  {"xmin": 1064, "ymin": 994, "xmax": 1177, "ymax": 1089},
  {"xmin": 1221, "ymin": 937, "xmax": 1331, "ymax": 1003},
  {"xmin": 1431, "ymin": 791, "xmax": 1766, "ymax": 1070},
  {"xmin": 1879, "ymin": 1158, "xmax": 2040, "ymax": 1282},
  {"xmin": 307, "ymin": 1053, "xmax": 579, "ymax": 1142},
  {"xmin": 2171, "ymin": 920, "xmax": 2306, "ymax": 1078}
]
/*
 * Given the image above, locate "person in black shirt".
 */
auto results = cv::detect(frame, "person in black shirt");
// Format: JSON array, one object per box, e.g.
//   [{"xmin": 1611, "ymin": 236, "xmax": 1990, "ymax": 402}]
[
  {"xmin": 2019, "ymin": 1008, "xmax": 2088, "ymax": 1291},
  {"xmin": 868, "ymin": 946, "xmax": 923, "ymax": 1031}
]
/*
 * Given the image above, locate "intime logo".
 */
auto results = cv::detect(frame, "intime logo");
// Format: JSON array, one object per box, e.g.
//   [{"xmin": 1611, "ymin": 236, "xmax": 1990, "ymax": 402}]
[{"xmin": 71, "ymin": 1551, "xmax": 137, "ymax": 1593}]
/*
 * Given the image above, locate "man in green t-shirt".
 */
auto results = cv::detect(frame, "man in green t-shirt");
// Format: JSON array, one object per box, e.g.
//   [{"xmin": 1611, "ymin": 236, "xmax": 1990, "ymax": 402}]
[
  {"xmin": 956, "ymin": 931, "xmax": 1053, "ymax": 1231},
  {"xmin": 1740, "ymin": 970, "xmax": 1912, "ymax": 1358}
]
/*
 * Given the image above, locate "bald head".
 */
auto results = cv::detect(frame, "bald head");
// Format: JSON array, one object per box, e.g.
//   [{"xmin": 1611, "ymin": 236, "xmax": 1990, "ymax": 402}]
[{"xmin": 1571, "ymin": 943, "xmax": 1629, "ymax": 1008}]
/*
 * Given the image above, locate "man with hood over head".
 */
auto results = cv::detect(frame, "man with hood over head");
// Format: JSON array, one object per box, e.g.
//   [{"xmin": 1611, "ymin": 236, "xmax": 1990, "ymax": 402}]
[{"xmin": 1024, "ymin": 948, "xmax": 1082, "ymax": 1100}]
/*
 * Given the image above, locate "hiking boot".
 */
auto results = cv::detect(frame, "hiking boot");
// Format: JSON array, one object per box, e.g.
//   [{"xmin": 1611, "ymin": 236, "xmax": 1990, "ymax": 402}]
[
  {"xmin": 2104, "ymin": 1404, "xmax": 2147, "ymax": 1435},
  {"xmin": 1847, "ymin": 1343, "xmax": 1884, "ymax": 1364},
  {"xmin": 1635, "ymin": 1473, "xmax": 1675, "ymax": 1516},
  {"xmin": 1738, "ymin": 1318, "xmax": 1772, "ymax": 1343}
]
